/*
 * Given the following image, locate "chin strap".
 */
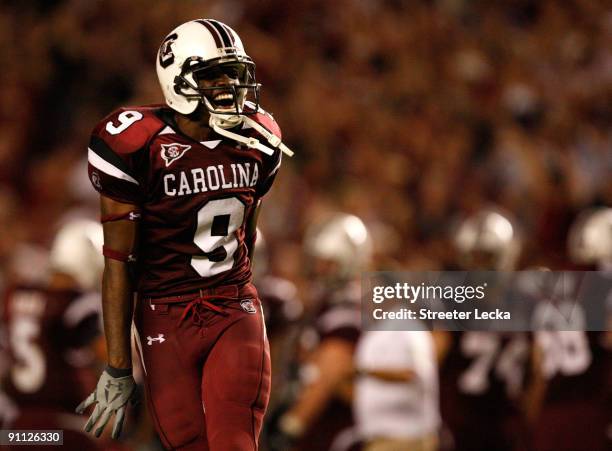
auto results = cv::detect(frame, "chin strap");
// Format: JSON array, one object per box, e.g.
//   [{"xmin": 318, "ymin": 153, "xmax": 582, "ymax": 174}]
[
  {"xmin": 242, "ymin": 115, "xmax": 294, "ymax": 157},
  {"xmin": 209, "ymin": 113, "xmax": 294, "ymax": 157}
]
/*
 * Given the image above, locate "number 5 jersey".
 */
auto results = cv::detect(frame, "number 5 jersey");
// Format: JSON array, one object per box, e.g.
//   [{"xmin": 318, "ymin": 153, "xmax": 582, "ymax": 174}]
[
  {"xmin": 1, "ymin": 285, "xmax": 101, "ymax": 411},
  {"xmin": 87, "ymin": 104, "xmax": 282, "ymax": 297}
]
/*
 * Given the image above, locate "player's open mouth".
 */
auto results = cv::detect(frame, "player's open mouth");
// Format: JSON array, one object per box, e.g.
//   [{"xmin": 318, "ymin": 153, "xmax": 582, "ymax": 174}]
[{"xmin": 212, "ymin": 93, "xmax": 235, "ymax": 108}]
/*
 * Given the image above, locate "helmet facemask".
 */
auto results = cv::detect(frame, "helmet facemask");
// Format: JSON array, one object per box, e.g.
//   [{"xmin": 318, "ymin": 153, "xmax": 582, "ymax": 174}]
[{"xmin": 174, "ymin": 56, "xmax": 260, "ymax": 118}]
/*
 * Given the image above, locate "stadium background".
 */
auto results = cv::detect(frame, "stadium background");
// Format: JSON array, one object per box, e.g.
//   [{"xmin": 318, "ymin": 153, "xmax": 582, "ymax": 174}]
[{"xmin": 0, "ymin": 0, "xmax": 609, "ymax": 450}]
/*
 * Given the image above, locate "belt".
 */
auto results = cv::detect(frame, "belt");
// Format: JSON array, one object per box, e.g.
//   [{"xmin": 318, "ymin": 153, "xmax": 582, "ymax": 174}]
[{"xmin": 146, "ymin": 283, "xmax": 257, "ymax": 305}]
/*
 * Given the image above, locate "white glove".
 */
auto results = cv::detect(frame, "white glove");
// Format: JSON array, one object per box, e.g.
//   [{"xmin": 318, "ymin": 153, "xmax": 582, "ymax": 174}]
[{"xmin": 76, "ymin": 367, "xmax": 138, "ymax": 439}]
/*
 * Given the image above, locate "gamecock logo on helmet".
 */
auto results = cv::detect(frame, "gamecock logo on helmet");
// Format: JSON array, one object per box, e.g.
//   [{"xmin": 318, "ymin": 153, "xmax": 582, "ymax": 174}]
[{"xmin": 159, "ymin": 33, "xmax": 178, "ymax": 68}]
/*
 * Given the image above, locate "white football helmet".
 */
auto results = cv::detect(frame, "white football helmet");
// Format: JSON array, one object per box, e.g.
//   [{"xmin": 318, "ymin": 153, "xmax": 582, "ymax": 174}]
[
  {"xmin": 568, "ymin": 207, "xmax": 612, "ymax": 266},
  {"xmin": 304, "ymin": 213, "xmax": 373, "ymax": 280},
  {"xmin": 454, "ymin": 208, "xmax": 522, "ymax": 271},
  {"xmin": 156, "ymin": 19, "xmax": 294, "ymax": 157},
  {"xmin": 156, "ymin": 19, "xmax": 258, "ymax": 116},
  {"xmin": 49, "ymin": 219, "xmax": 104, "ymax": 292}
]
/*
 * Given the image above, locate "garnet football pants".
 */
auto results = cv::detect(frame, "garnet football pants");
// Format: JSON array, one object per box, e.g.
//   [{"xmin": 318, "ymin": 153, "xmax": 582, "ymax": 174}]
[{"xmin": 133, "ymin": 285, "xmax": 271, "ymax": 451}]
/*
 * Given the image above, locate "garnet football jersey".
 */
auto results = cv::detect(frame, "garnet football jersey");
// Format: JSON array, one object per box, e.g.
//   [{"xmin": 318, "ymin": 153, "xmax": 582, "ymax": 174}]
[
  {"xmin": 293, "ymin": 282, "xmax": 361, "ymax": 451},
  {"xmin": 532, "ymin": 330, "xmax": 610, "ymax": 451},
  {"xmin": 313, "ymin": 282, "xmax": 362, "ymax": 345},
  {"xmin": 87, "ymin": 105, "xmax": 282, "ymax": 297},
  {"xmin": 257, "ymin": 275, "xmax": 302, "ymax": 337},
  {"xmin": 537, "ymin": 331, "xmax": 610, "ymax": 403},
  {"xmin": 1, "ymin": 285, "xmax": 100, "ymax": 411},
  {"xmin": 531, "ymin": 272, "xmax": 611, "ymax": 403},
  {"xmin": 439, "ymin": 331, "xmax": 532, "ymax": 451},
  {"xmin": 440, "ymin": 332, "xmax": 531, "ymax": 416}
]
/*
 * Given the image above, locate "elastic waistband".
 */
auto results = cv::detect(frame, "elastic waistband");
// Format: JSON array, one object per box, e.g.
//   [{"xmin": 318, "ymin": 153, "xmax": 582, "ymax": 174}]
[{"xmin": 145, "ymin": 283, "xmax": 257, "ymax": 305}]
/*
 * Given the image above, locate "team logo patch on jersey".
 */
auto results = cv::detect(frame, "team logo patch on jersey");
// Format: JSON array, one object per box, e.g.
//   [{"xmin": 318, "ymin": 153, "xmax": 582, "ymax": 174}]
[
  {"xmin": 161, "ymin": 143, "xmax": 191, "ymax": 167},
  {"xmin": 240, "ymin": 299, "xmax": 256, "ymax": 314}
]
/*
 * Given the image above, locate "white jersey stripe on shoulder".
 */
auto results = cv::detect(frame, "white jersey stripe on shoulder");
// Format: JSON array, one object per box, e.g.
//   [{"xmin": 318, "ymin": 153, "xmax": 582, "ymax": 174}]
[
  {"xmin": 88, "ymin": 148, "xmax": 139, "ymax": 185},
  {"xmin": 201, "ymin": 139, "xmax": 221, "ymax": 149},
  {"xmin": 159, "ymin": 126, "xmax": 175, "ymax": 135}
]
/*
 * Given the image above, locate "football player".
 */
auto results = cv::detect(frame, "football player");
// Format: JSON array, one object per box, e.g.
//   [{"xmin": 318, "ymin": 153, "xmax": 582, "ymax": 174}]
[
  {"xmin": 530, "ymin": 208, "xmax": 612, "ymax": 451},
  {"xmin": 437, "ymin": 208, "xmax": 531, "ymax": 451},
  {"xmin": 268, "ymin": 213, "xmax": 371, "ymax": 451},
  {"xmin": 252, "ymin": 229, "xmax": 303, "ymax": 411},
  {"xmin": 79, "ymin": 19, "xmax": 292, "ymax": 450},
  {"xmin": 252, "ymin": 230, "xmax": 303, "ymax": 338},
  {"xmin": 567, "ymin": 207, "xmax": 612, "ymax": 270},
  {"xmin": 1, "ymin": 219, "xmax": 104, "ymax": 450}
]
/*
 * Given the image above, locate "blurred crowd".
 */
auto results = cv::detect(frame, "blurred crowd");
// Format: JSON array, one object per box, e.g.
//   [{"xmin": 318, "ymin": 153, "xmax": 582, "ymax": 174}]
[
  {"xmin": 0, "ymin": 1, "xmax": 610, "ymax": 450},
  {"xmin": 0, "ymin": 0, "xmax": 610, "ymax": 287}
]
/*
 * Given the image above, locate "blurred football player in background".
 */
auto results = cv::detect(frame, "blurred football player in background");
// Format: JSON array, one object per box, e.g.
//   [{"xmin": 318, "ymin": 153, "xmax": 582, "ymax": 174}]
[
  {"xmin": 437, "ymin": 208, "xmax": 531, "ymax": 451},
  {"xmin": 1, "ymin": 219, "xmax": 104, "ymax": 450},
  {"xmin": 252, "ymin": 230, "xmax": 303, "ymax": 411},
  {"xmin": 0, "ymin": 2, "xmax": 609, "ymax": 450},
  {"xmin": 530, "ymin": 207, "xmax": 612, "ymax": 451},
  {"xmin": 78, "ymin": 19, "xmax": 291, "ymax": 450},
  {"xmin": 354, "ymin": 327, "xmax": 440, "ymax": 451},
  {"xmin": 567, "ymin": 208, "xmax": 612, "ymax": 271},
  {"xmin": 268, "ymin": 213, "xmax": 371, "ymax": 451},
  {"xmin": 452, "ymin": 209, "xmax": 522, "ymax": 272}
]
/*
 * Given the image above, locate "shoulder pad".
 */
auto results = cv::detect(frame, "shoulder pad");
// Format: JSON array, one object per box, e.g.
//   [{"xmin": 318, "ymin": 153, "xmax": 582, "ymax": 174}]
[
  {"xmin": 92, "ymin": 105, "xmax": 166, "ymax": 155},
  {"xmin": 244, "ymin": 104, "xmax": 282, "ymax": 140}
]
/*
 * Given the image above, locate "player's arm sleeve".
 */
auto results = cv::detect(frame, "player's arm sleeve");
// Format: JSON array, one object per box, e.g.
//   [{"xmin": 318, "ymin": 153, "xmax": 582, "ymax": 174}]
[
  {"xmin": 257, "ymin": 150, "xmax": 282, "ymax": 197},
  {"xmin": 245, "ymin": 200, "xmax": 262, "ymax": 260},
  {"xmin": 88, "ymin": 136, "xmax": 144, "ymax": 203}
]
